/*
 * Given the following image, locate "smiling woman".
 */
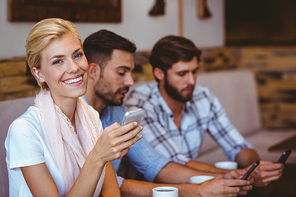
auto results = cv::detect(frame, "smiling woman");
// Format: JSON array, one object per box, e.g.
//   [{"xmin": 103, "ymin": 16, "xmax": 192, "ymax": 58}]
[
  {"xmin": 5, "ymin": 18, "xmax": 142, "ymax": 197},
  {"xmin": 31, "ymin": 32, "xmax": 88, "ymax": 104}
]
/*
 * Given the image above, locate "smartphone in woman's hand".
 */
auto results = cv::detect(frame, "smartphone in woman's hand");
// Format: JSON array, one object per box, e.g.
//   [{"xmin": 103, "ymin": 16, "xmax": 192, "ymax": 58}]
[{"xmin": 122, "ymin": 109, "xmax": 144, "ymax": 126}]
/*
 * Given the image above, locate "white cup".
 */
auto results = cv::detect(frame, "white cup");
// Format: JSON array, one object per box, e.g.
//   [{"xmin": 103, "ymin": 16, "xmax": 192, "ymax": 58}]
[
  {"xmin": 152, "ymin": 186, "xmax": 178, "ymax": 197},
  {"xmin": 190, "ymin": 175, "xmax": 214, "ymax": 184},
  {"xmin": 214, "ymin": 161, "xmax": 238, "ymax": 169}
]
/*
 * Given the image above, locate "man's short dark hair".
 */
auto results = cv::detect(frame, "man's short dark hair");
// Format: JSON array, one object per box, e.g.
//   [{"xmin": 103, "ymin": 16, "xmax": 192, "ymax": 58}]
[
  {"xmin": 149, "ymin": 35, "xmax": 201, "ymax": 81},
  {"xmin": 83, "ymin": 29, "xmax": 136, "ymax": 71}
]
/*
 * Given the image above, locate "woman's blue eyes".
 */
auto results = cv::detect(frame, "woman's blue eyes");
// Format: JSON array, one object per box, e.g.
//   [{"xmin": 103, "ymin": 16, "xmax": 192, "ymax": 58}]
[
  {"xmin": 53, "ymin": 60, "xmax": 62, "ymax": 65},
  {"xmin": 52, "ymin": 53, "xmax": 83, "ymax": 65},
  {"xmin": 75, "ymin": 53, "xmax": 83, "ymax": 58}
]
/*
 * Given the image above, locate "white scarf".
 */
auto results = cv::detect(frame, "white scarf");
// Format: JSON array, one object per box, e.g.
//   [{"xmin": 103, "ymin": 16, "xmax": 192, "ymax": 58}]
[{"xmin": 35, "ymin": 91, "xmax": 105, "ymax": 196}]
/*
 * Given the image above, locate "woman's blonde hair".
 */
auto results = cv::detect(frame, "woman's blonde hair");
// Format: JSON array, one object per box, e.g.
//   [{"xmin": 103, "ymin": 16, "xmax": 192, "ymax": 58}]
[{"xmin": 25, "ymin": 18, "xmax": 82, "ymax": 90}]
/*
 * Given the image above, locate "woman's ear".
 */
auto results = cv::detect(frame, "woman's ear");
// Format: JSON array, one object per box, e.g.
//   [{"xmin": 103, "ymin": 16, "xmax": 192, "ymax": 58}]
[
  {"xmin": 32, "ymin": 67, "xmax": 45, "ymax": 82},
  {"xmin": 88, "ymin": 63, "xmax": 101, "ymax": 81},
  {"xmin": 153, "ymin": 67, "xmax": 164, "ymax": 81}
]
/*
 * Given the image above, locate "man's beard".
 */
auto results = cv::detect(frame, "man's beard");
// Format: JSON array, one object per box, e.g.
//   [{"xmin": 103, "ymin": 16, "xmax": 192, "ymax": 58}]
[
  {"xmin": 95, "ymin": 79, "xmax": 129, "ymax": 106},
  {"xmin": 164, "ymin": 77, "xmax": 194, "ymax": 103}
]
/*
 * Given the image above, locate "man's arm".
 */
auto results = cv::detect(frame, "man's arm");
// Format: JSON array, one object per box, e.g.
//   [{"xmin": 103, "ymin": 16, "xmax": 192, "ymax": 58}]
[
  {"xmin": 120, "ymin": 179, "xmax": 199, "ymax": 197},
  {"xmin": 121, "ymin": 132, "xmax": 249, "ymax": 187},
  {"xmin": 120, "ymin": 171, "xmax": 252, "ymax": 197},
  {"xmin": 120, "ymin": 179, "xmax": 217, "ymax": 197},
  {"xmin": 120, "ymin": 179, "xmax": 161, "ymax": 197},
  {"xmin": 100, "ymin": 162, "xmax": 120, "ymax": 197},
  {"xmin": 119, "ymin": 161, "xmax": 252, "ymax": 196},
  {"xmin": 205, "ymin": 93, "xmax": 284, "ymax": 187},
  {"xmin": 154, "ymin": 162, "xmax": 225, "ymax": 183},
  {"xmin": 186, "ymin": 160, "xmax": 229, "ymax": 173},
  {"xmin": 163, "ymin": 160, "xmax": 246, "ymax": 183},
  {"xmin": 186, "ymin": 149, "xmax": 284, "ymax": 187},
  {"xmin": 206, "ymin": 95, "xmax": 255, "ymax": 162},
  {"xmin": 235, "ymin": 148, "xmax": 260, "ymax": 168}
]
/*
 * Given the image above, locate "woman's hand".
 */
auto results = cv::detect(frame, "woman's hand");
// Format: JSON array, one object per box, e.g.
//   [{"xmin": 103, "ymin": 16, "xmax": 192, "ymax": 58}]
[{"xmin": 90, "ymin": 122, "xmax": 142, "ymax": 166}]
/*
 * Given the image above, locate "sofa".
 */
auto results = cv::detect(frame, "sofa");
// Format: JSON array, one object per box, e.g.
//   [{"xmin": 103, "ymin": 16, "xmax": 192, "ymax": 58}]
[
  {"xmin": 0, "ymin": 97, "xmax": 34, "ymax": 197},
  {"xmin": 194, "ymin": 69, "xmax": 296, "ymax": 164},
  {"xmin": 0, "ymin": 69, "xmax": 295, "ymax": 196}
]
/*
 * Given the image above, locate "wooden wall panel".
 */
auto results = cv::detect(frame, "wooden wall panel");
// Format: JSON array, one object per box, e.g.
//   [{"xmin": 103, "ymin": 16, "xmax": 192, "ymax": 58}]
[
  {"xmin": 0, "ymin": 58, "xmax": 39, "ymax": 101},
  {"xmin": 8, "ymin": 0, "xmax": 121, "ymax": 22},
  {"xmin": 2, "ymin": 46, "xmax": 296, "ymax": 130}
]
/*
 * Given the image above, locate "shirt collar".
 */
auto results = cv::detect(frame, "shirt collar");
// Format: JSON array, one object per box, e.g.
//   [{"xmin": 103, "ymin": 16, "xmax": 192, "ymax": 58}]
[{"xmin": 81, "ymin": 95, "xmax": 89, "ymax": 105}]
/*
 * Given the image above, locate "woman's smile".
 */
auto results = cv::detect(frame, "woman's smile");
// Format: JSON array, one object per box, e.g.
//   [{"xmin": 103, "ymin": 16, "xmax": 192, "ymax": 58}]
[{"xmin": 63, "ymin": 75, "xmax": 83, "ymax": 85}]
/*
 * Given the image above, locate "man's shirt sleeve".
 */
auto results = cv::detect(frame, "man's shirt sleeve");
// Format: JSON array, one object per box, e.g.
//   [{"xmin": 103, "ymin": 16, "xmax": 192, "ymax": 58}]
[
  {"xmin": 100, "ymin": 103, "xmax": 171, "ymax": 182},
  {"xmin": 124, "ymin": 137, "xmax": 171, "ymax": 182},
  {"xmin": 206, "ymin": 90, "xmax": 254, "ymax": 161}
]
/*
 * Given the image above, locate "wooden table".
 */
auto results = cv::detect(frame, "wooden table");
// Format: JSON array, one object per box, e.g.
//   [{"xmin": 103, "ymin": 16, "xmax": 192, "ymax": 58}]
[
  {"xmin": 268, "ymin": 135, "xmax": 296, "ymax": 152},
  {"xmin": 245, "ymin": 164, "xmax": 296, "ymax": 197}
]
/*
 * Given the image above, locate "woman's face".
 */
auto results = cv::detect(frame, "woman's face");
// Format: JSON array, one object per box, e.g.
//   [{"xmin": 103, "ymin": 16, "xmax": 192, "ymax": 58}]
[{"xmin": 33, "ymin": 33, "xmax": 88, "ymax": 103}]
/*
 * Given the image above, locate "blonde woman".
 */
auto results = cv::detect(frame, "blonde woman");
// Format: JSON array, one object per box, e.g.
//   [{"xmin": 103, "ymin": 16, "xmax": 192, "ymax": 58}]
[{"xmin": 5, "ymin": 18, "xmax": 142, "ymax": 197}]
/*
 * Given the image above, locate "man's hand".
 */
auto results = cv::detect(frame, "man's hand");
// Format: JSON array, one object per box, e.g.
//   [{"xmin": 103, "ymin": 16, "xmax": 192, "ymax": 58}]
[
  {"xmin": 223, "ymin": 170, "xmax": 244, "ymax": 179},
  {"xmin": 223, "ymin": 169, "xmax": 255, "ymax": 195},
  {"xmin": 197, "ymin": 178, "xmax": 252, "ymax": 197},
  {"xmin": 248, "ymin": 161, "xmax": 283, "ymax": 187}
]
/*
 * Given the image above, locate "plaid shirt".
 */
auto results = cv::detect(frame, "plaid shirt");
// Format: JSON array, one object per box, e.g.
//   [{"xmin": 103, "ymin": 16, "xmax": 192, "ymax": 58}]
[{"xmin": 125, "ymin": 82, "xmax": 253, "ymax": 164}]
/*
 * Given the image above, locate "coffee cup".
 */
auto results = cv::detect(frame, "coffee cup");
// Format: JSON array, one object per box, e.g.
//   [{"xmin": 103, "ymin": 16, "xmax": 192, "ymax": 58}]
[
  {"xmin": 152, "ymin": 186, "xmax": 178, "ymax": 197},
  {"xmin": 190, "ymin": 175, "xmax": 214, "ymax": 184},
  {"xmin": 214, "ymin": 161, "xmax": 238, "ymax": 169}
]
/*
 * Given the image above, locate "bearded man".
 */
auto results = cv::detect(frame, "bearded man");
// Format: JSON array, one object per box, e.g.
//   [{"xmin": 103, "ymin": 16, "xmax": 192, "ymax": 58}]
[{"xmin": 125, "ymin": 35, "xmax": 283, "ymax": 188}]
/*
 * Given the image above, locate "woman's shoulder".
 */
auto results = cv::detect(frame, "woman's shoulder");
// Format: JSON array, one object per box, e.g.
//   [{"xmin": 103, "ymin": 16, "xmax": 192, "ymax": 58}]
[
  {"xmin": 8, "ymin": 106, "xmax": 43, "ymax": 135},
  {"xmin": 13, "ymin": 105, "xmax": 40, "ymax": 122}
]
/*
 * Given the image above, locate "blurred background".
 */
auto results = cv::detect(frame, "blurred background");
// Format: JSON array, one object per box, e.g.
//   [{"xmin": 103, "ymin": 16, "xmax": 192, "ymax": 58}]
[{"xmin": 1, "ymin": 0, "xmax": 296, "ymax": 130}]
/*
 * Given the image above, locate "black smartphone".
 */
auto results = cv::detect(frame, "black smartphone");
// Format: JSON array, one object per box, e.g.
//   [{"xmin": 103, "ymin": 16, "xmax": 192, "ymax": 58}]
[
  {"xmin": 277, "ymin": 149, "xmax": 292, "ymax": 164},
  {"xmin": 241, "ymin": 160, "xmax": 260, "ymax": 180}
]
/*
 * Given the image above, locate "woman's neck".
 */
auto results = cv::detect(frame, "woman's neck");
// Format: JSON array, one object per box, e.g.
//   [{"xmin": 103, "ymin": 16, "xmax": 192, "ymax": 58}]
[{"xmin": 51, "ymin": 94, "xmax": 78, "ymax": 128}]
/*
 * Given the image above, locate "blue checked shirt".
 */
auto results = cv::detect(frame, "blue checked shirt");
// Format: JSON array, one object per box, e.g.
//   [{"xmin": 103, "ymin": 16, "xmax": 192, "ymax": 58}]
[
  {"xmin": 124, "ymin": 82, "xmax": 253, "ymax": 164},
  {"xmin": 82, "ymin": 96, "xmax": 171, "ymax": 187}
]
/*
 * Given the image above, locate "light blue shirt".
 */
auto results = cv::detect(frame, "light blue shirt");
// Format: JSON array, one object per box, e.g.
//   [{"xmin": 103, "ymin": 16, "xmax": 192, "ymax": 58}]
[{"xmin": 82, "ymin": 96, "xmax": 171, "ymax": 187}]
